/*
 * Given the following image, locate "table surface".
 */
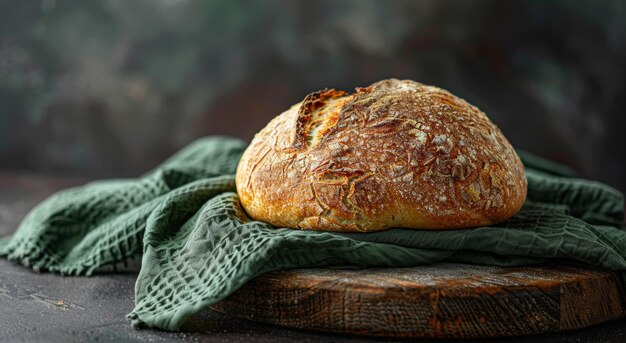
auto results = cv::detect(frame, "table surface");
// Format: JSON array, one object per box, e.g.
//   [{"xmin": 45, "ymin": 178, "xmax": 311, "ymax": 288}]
[{"xmin": 1, "ymin": 173, "xmax": 626, "ymax": 343}]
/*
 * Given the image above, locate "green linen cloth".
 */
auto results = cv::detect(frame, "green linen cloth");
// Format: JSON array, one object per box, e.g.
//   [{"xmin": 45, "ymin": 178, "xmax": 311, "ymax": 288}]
[{"xmin": 0, "ymin": 136, "xmax": 624, "ymax": 331}]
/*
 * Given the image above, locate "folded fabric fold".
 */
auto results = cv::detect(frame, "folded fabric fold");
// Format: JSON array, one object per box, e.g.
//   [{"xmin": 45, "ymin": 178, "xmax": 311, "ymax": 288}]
[{"xmin": 1, "ymin": 136, "xmax": 624, "ymax": 331}]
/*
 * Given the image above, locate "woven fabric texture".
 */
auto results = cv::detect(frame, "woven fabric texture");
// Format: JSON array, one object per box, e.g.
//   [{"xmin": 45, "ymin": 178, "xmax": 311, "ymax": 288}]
[{"xmin": 0, "ymin": 136, "xmax": 624, "ymax": 331}]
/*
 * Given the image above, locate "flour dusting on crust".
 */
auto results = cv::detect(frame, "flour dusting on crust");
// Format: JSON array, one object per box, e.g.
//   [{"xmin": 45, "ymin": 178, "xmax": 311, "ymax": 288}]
[{"xmin": 236, "ymin": 79, "xmax": 527, "ymax": 232}]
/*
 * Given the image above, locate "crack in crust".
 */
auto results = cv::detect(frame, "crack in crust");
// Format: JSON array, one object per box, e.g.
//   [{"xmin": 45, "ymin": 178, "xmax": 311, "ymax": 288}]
[
  {"xmin": 236, "ymin": 79, "xmax": 527, "ymax": 232},
  {"xmin": 293, "ymin": 89, "xmax": 347, "ymax": 150}
]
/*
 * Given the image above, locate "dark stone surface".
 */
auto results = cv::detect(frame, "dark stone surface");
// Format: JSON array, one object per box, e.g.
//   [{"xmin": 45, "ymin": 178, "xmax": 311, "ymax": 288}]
[{"xmin": 1, "ymin": 173, "xmax": 626, "ymax": 343}]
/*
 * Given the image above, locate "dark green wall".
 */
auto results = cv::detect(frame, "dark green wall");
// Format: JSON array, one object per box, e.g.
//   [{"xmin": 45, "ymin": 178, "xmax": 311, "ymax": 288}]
[{"xmin": 0, "ymin": 0, "xmax": 625, "ymax": 191}]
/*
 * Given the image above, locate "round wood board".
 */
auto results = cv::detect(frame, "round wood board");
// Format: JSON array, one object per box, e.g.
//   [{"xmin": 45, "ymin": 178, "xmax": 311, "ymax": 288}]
[{"xmin": 210, "ymin": 263, "xmax": 626, "ymax": 338}]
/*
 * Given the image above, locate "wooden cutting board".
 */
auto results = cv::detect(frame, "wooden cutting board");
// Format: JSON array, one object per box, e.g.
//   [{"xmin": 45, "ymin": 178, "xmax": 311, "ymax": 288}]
[{"xmin": 210, "ymin": 263, "xmax": 626, "ymax": 338}]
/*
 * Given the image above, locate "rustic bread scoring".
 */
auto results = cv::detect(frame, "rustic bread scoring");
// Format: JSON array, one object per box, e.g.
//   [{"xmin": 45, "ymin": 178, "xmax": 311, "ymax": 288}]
[{"xmin": 235, "ymin": 79, "xmax": 527, "ymax": 232}]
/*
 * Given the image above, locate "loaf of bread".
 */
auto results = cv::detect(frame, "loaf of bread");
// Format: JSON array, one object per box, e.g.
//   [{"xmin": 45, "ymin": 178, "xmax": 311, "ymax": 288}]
[{"xmin": 235, "ymin": 79, "xmax": 527, "ymax": 232}]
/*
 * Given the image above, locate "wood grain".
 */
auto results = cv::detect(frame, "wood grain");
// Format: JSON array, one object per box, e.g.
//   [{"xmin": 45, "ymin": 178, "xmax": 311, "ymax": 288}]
[{"xmin": 210, "ymin": 263, "xmax": 626, "ymax": 338}]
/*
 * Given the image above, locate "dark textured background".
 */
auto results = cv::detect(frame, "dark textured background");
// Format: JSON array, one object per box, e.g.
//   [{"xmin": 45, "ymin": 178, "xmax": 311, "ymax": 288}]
[{"xmin": 0, "ymin": 0, "xmax": 624, "ymax": 191}]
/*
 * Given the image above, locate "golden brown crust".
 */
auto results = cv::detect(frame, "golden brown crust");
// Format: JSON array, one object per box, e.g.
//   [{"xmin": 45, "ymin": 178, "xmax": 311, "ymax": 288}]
[{"xmin": 236, "ymin": 79, "xmax": 527, "ymax": 232}]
